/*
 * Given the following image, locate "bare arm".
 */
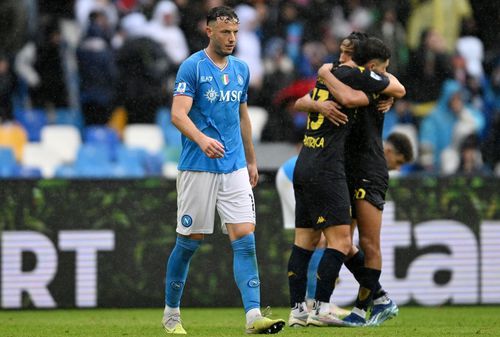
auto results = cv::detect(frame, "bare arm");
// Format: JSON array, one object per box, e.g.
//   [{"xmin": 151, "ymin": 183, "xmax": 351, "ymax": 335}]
[
  {"xmin": 239, "ymin": 103, "xmax": 259, "ymax": 187},
  {"xmin": 171, "ymin": 95, "xmax": 225, "ymax": 159},
  {"xmin": 294, "ymin": 93, "xmax": 348, "ymax": 125},
  {"xmin": 318, "ymin": 64, "xmax": 370, "ymax": 108},
  {"xmin": 381, "ymin": 73, "xmax": 406, "ymax": 98}
]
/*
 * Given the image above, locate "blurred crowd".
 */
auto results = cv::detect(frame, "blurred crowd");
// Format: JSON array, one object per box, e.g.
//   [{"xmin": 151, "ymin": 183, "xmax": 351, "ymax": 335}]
[{"xmin": 1, "ymin": 0, "xmax": 500, "ymax": 176}]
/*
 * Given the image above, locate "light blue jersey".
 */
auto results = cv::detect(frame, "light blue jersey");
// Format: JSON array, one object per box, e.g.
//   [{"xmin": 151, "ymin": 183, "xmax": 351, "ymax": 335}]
[{"xmin": 173, "ymin": 50, "xmax": 250, "ymax": 173}]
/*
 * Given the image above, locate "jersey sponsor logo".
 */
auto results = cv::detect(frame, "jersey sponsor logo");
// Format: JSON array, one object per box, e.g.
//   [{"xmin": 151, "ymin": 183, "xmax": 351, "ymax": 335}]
[
  {"xmin": 204, "ymin": 87, "xmax": 219, "ymax": 103},
  {"xmin": 219, "ymin": 90, "xmax": 243, "ymax": 102},
  {"xmin": 316, "ymin": 216, "xmax": 326, "ymax": 224},
  {"xmin": 204, "ymin": 88, "xmax": 243, "ymax": 103},
  {"xmin": 222, "ymin": 74, "xmax": 229, "ymax": 85},
  {"xmin": 170, "ymin": 281, "xmax": 184, "ymax": 290},
  {"xmin": 176, "ymin": 82, "xmax": 187, "ymax": 93},
  {"xmin": 370, "ymin": 71, "xmax": 382, "ymax": 81},
  {"xmin": 237, "ymin": 74, "xmax": 244, "ymax": 85},
  {"xmin": 181, "ymin": 214, "xmax": 193, "ymax": 227},
  {"xmin": 303, "ymin": 135, "xmax": 325, "ymax": 148},
  {"xmin": 247, "ymin": 278, "xmax": 260, "ymax": 288},
  {"xmin": 200, "ymin": 76, "xmax": 213, "ymax": 82}
]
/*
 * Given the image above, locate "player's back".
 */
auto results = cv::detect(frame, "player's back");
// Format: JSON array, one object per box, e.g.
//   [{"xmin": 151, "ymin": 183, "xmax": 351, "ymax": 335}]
[{"xmin": 294, "ymin": 65, "xmax": 359, "ymax": 183}]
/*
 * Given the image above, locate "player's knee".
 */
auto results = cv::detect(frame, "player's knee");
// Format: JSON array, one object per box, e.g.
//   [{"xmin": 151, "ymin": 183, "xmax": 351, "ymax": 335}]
[
  {"xmin": 294, "ymin": 231, "xmax": 321, "ymax": 250},
  {"xmin": 227, "ymin": 222, "xmax": 255, "ymax": 240},
  {"xmin": 359, "ymin": 237, "xmax": 380, "ymax": 256}
]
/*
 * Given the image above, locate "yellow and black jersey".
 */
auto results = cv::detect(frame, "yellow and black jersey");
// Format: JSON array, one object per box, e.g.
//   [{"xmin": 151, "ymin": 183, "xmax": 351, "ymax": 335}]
[{"xmin": 294, "ymin": 65, "xmax": 389, "ymax": 184}]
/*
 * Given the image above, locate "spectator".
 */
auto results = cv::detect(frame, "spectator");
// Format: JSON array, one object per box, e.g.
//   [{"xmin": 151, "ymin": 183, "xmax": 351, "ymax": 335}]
[
  {"xmin": 370, "ymin": 3, "xmax": 408, "ymax": 77},
  {"xmin": 76, "ymin": 9, "xmax": 117, "ymax": 126},
  {"xmin": 456, "ymin": 134, "xmax": 490, "ymax": 175},
  {"xmin": 382, "ymin": 99, "xmax": 416, "ymax": 139},
  {"xmin": 149, "ymin": 0, "xmax": 189, "ymax": 68},
  {"xmin": 235, "ymin": 3, "xmax": 264, "ymax": 105},
  {"xmin": 296, "ymin": 41, "xmax": 328, "ymax": 78},
  {"xmin": 75, "ymin": 0, "xmax": 118, "ymax": 35},
  {"xmin": 277, "ymin": 1, "xmax": 305, "ymax": 68},
  {"xmin": 407, "ymin": 28, "xmax": 453, "ymax": 118},
  {"xmin": 15, "ymin": 15, "xmax": 70, "ymax": 110},
  {"xmin": 115, "ymin": 13, "xmax": 170, "ymax": 124},
  {"xmin": 420, "ymin": 80, "xmax": 485, "ymax": 172},
  {"xmin": 456, "ymin": 17, "xmax": 484, "ymax": 80},
  {"xmin": 261, "ymin": 37, "xmax": 295, "ymax": 109}
]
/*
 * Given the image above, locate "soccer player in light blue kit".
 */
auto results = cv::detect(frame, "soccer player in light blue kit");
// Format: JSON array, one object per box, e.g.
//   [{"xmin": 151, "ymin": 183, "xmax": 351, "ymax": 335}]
[{"xmin": 161, "ymin": 6, "xmax": 284, "ymax": 335}]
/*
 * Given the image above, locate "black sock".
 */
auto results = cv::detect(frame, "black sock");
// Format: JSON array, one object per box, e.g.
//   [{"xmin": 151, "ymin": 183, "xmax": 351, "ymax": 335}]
[
  {"xmin": 355, "ymin": 267, "xmax": 381, "ymax": 311},
  {"xmin": 315, "ymin": 248, "xmax": 346, "ymax": 303},
  {"xmin": 373, "ymin": 287, "xmax": 387, "ymax": 300},
  {"xmin": 288, "ymin": 245, "xmax": 314, "ymax": 307},
  {"xmin": 344, "ymin": 250, "xmax": 365, "ymax": 284},
  {"xmin": 346, "ymin": 250, "xmax": 384, "ymax": 300}
]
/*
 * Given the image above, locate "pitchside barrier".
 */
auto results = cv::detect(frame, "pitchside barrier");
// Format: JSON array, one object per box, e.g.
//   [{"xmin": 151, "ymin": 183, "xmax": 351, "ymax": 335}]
[{"xmin": 1, "ymin": 177, "xmax": 499, "ymax": 309}]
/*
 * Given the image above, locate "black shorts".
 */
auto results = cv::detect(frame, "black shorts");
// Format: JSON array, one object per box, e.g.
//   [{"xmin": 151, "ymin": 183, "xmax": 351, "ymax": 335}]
[
  {"xmin": 294, "ymin": 180, "xmax": 351, "ymax": 230},
  {"xmin": 348, "ymin": 176, "xmax": 388, "ymax": 218}
]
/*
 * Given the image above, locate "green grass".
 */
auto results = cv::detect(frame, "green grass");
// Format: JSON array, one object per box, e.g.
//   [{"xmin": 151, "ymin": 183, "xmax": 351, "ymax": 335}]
[{"xmin": 1, "ymin": 306, "xmax": 499, "ymax": 337}]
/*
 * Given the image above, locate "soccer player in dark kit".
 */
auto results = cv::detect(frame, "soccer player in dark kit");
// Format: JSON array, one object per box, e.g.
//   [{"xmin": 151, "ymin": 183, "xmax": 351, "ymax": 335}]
[
  {"xmin": 287, "ymin": 33, "xmax": 405, "ymax": 327},
  {"xmin": 318, "ymin": 36, "xmax": 406, "ymax": 326}
]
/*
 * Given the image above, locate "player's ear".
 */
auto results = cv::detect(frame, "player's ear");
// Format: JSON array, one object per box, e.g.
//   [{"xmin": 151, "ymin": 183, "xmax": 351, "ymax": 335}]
[{"xmin": 206, "ymin": 24, "xmax": 213, "ymax": 37}]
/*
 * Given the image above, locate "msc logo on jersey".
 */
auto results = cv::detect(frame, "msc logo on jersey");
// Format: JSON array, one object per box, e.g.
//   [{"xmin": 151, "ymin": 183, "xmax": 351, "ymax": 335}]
[
  {"xmin": 205, "ymin": 87, "xmax": 243, "ymax": 103},
  {"xmin": 219, "ymin": 90, "xmax": 243, "ymax": 102},
  {"xmin": 181, "ymin": 214, "xmax": 193, "ymax": 227},
  {"xmin": 176, "ymin": 82, "xmax": 187, "ymax": 93}
]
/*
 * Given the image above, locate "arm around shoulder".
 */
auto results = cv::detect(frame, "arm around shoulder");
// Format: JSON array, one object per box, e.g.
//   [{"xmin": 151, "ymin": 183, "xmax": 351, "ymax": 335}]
[
  {"xmin": 318, "ymin": 65, "xmax": 369, "ymax": 108},
  {"xmin": 382, "ymin": 73, "xmax": 406, "ymax": 99}
]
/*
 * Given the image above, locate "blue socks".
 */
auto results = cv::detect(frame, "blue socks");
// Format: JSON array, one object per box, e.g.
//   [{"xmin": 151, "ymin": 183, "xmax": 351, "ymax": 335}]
[
  {"xmin": 231, "ymin": 233, "xmax": 260, "ymax": 312},
  {"xmin": 306, "ymin": 248, "xmax": 325, "ymax": 300},
  {"xmin": 165, "ymin": 236, "xmax": 202, "ymax": 307}
]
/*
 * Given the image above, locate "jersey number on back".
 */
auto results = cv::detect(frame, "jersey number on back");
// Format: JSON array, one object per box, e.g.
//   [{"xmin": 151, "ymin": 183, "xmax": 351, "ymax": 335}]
[{"xmin": 306, "ymin": 88, "xmax": 329, "ymax": 130}]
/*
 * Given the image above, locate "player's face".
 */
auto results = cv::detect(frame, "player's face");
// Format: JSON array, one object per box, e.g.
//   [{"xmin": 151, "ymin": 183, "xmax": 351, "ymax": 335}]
[
  {"xmin": 339, "ymin": 39, "xmax": 354, "ymax": 64},
  {"xmin": 384, "ymin": 142, "xmax": 406, "ymax": 170},
  {"xmin": 207, "ymin": 19, "xmax": 239, "ymax": 57}
]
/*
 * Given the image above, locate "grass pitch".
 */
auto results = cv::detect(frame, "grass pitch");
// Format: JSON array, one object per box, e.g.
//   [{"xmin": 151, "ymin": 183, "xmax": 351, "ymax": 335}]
[{"xmin": 1, "ymin": 306, "xmax": 499, "ymax": 337}]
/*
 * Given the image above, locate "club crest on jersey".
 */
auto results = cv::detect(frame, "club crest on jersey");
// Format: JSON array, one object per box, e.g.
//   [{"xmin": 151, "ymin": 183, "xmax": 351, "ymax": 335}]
[
  {"xmin": 181, "ymin": 214, "xmax": 193, "ymax": 227},
  {"xmin": 222, "ymin": 74, "xmax": 230, "ymax": 85}
]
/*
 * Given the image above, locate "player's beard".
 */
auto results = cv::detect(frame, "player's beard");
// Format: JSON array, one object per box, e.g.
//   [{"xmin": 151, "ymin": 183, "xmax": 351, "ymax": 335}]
[{"xmin": 215, "ymin": 43, "xmax": 235, "ymax": 57}]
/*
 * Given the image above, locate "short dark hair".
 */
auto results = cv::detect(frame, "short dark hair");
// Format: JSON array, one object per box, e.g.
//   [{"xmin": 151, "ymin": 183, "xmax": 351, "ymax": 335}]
[
  {"xmin": 353, "ymin": 37, "xmax": 391, "ymax": 65},
  {"xmin": 387, "ymin": 132, "xmax": 414, "ymax": 163},
  {"xmin": 206, "ymin": 6, "xmax": 239, "ymax": 25},
  {"xmin": 340, "ymin": 31, "xmax": 369, "ymax": 56}
]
